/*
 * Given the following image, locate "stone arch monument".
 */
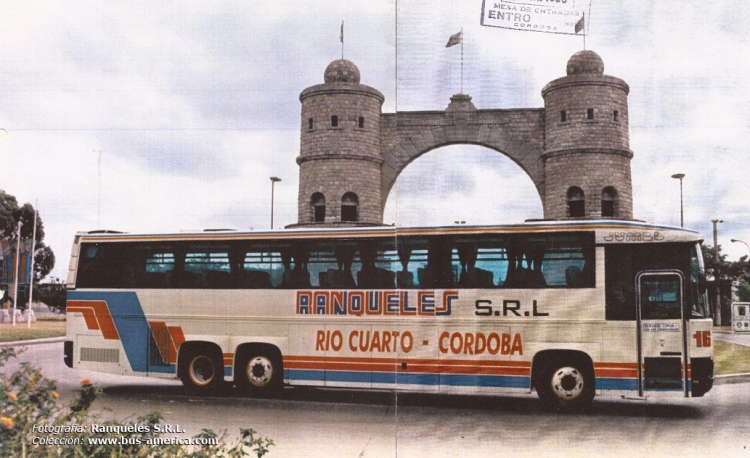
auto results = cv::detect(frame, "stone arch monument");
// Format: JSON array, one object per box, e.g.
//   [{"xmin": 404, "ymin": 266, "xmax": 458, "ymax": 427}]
[{"xmin": 292, "ymin": 50, "xmax": 632, "ymax": 227}]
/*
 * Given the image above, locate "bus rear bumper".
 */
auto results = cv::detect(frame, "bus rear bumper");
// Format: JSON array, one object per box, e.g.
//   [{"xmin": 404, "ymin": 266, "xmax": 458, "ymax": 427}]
[{"xmin": 691, "ymin": 357, "xmax": 714, "ymax": 397}]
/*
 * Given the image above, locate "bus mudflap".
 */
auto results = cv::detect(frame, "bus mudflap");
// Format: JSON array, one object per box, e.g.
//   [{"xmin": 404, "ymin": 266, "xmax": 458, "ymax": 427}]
[
  {"xmin": 690, "ymin": 357, "xmax": 714, "ymax": 397},
  {"xmin": 64, "ymin": 340, "xmax": 74, "ymax": 368}
]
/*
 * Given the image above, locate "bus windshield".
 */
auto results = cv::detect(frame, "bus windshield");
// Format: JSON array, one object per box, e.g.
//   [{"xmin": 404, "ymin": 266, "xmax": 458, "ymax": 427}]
[
  {"xmin": 605, "ymin": 242, "xmax": 710, "ymax": 320},
  {"xmin": 689, "ymin": 243, "xmax": 710, "ymax": 318}
]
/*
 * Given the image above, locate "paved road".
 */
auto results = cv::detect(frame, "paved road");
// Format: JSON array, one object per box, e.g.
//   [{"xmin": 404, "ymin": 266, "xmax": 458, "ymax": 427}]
[
  {"xmin": 715, "ymin": 330, "xmax": 750, "ymax": 348},
  {"xmin": 4, "ymin": 342, "xmax": 750, "ymax": 458}
]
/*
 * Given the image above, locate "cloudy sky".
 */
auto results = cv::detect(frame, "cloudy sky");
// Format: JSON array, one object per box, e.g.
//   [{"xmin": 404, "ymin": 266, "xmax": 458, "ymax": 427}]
[{"xmin": 1, "ymin": 1, "xmax": 749, "ymax": 281}]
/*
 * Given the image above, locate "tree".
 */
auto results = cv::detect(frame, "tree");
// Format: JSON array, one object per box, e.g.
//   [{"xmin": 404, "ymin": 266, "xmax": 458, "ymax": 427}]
[
  {"xmin": 0, "ymin": 190, "xmax": 55, "ymax": 294},
  {"xmin": 736, "ymin": 279, "xmax": 750, "ymax": 303},
  {"xmin": 702, "ymin": 244, "xmax": 750, "ymax": 325}
]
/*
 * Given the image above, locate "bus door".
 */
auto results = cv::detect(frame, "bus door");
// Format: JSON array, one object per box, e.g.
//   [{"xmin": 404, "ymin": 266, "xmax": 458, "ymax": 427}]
[{"xmin": 636, "ymin": 271, "xmax": 688, "ymax": 397}]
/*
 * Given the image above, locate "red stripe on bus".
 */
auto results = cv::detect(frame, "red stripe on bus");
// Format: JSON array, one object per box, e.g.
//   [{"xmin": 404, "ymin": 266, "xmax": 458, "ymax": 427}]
[
  {"xmin": 168, "ymin": 326, "xmax": 186, "ymax": 354},
  {"xmin": 67, "ymin": 300, "xmax": 120, "ymax": 340},
  {"xmin": 283, "ymin": 355, "xmax": 532, "ymax": 376},
  {"xmin": 148, "ymin": 321, "xmax": 175, "ymax": 363}
]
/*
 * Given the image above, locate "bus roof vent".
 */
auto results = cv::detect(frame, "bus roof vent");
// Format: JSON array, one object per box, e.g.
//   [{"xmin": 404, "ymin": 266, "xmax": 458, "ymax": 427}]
[
  {"xmin": 203, "ymin": 228, "xmax": 237, "ymax": 232},
  {"xmin": 87, "ymin": 230, "xmax": 125, "ymax": 234}
]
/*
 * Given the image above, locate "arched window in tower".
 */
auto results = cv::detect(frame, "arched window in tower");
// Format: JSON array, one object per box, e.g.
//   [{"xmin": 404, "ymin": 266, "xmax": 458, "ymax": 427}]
[
  {"xmin": 601, "ymin": 186, "xmax": 618, "ymax": 218},
  {"xmin": 567, "ymin": 187, "xmax": 585, "ymax": 218},
  {"xmin": 341, "ymin": 192, "xmax": 359, "ymax": 222},
  {"xmin": 311, "ymin": 193, "xmax": 326, "ymax": 222}
]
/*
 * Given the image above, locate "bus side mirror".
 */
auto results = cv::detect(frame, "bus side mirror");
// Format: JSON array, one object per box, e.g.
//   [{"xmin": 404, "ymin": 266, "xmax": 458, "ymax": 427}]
[{"xmin": 698, "ymin": 271, "xmax": 713, "ymax": 293}]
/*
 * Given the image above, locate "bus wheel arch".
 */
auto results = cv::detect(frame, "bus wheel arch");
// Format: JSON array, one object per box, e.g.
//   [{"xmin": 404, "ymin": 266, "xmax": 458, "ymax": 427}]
[
  {"xmin": 234, "ymin": 343, "xmax": 283, "ymax": 395},
  {"xmin": 532, "ymin": 350, "xmax": 595, "ymax": 412},
  {"xmin": 177, "ymin": 342, "xmax": 224, "ymax": 395}
]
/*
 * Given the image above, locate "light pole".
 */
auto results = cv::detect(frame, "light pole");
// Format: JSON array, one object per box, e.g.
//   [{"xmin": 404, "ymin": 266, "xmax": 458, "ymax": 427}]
[
  {"xmin": 712, "ymin": 219, "xmax": 723, "ymax": 326},
  {"xmin": 671, "ymin": 173, "xmax": 685, "ymax": 227},
  {"xmin": 732, "ymin": 238, "xmax": 750, "ymax": 256},
  {"xmin": 270, "ymin": 177, "xmax": 281, "ymax": 229}
]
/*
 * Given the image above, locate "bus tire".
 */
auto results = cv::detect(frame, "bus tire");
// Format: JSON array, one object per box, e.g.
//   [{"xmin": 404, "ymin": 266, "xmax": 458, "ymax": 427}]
[
  {"xmin": 179, "ymin": 347, "xmax": 223, "ymax": 396},
  {"xmin": 537, "ymin": 359, "xmax": 595, "ymax": 412},
  {"xmin": 235, "ymin": 346, "xmax": 283, "ymax": 396}
]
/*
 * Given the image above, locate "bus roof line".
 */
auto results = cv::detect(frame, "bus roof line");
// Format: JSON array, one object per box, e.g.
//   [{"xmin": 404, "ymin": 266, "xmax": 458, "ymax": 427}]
[{"xmin": 76, "ymin": 220, "xmax": 700, "ymax": 243}]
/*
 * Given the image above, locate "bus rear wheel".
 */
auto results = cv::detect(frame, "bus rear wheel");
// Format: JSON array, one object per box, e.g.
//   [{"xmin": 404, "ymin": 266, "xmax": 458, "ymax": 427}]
[
  {"xmin": 236, "ymin": 347, "xmax": 283, "ymax": 395},
  {"xmin": 537, "ymin": 361, "xmax": 594, "ymax": 412},
  {"xmin": 180, "ymin": 348, "xmax": 222, "ymax": 395}
]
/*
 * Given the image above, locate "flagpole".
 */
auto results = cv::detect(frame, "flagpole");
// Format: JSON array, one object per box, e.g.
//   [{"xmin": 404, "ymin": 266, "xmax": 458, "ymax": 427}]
[
  {"xmin": 460, "ymin": 27, "xmax": 464, "ymax": 94},
  {"xmin": 340, "ymin": 21, "xmax": 344, "ymax": 59},
  {"xmin": 583, "ymin": 13, "xmax": 586, "ymax": 50},
  {"xmin": 12, "ymin": 221, "xmax": 20, "ymax": 326},
  {"xmin": 27, "ymin": 203, "xmax": 38, "ymax": 329}
]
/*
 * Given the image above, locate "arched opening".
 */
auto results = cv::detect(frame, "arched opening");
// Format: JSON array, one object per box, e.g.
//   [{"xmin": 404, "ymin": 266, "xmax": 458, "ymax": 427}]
[
  {"xmin": 567, "ymin": 187, "xmax": 585, "ymax": 218},
  {"xmin": 341, "ymin": 192, "xmax": 359, "ymax": 222},
  {"xmin": 311, "ymin": 193, "xmax": 325, "ymax": 222},
  {"xmin": 601, "ymin": 186, "xmax": 617, "ymax": 218},
  {"xmin": 383, "ymin": 145, "xmax": 543, "ymax": 226}
]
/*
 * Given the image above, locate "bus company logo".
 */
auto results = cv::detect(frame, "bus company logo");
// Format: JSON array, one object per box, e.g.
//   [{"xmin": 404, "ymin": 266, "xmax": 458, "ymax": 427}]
[
  {"xmin": 603, "ymin": 231, "xmax": 665, "ymax": 242},
  {"xmin": 296, "ymin": 290, "xmax": 458, "ymax": 316}
]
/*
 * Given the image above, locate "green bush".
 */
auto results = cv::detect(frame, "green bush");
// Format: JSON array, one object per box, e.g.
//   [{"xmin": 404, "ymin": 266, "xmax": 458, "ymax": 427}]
[
  {"xmin": 33, "ymin": 283, "xmax": 67, "ymax": 314},
  {"xmin": 0, "ymin": 348, "xmax": 273, "ymax": 457}
]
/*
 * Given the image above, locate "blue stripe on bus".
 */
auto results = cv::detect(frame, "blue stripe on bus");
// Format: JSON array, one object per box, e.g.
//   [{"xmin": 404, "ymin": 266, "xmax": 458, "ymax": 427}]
[
  {"xmin": 288, "ymin": 369, "xmax": 530, "ymax": 388},
  {"xmin": 149, "ymin": 365, "xmax": 176, "ymax": 373},
  {"xmin": 438, "ymin": 374, "xmax": 530, "ymax": 388},
  {"xmin": 287, "ymin": 369, "xmax": 326, "ymax": 382},
  {"xmin": 596, "ymin": 377, "xmax": 639, "ymax": 391},
  {"xmin": 291, "ymin": 370, "xmax": 649, "ymax": 392}
]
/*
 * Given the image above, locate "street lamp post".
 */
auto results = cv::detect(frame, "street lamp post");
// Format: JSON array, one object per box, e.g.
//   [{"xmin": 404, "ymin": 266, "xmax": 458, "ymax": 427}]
[
  {"xmin": 712, "ymin": 219, "xmax": 723, "ymax": 326},
  {"xmin": 731, "ymin": 238, "xmax": 750, "ymax": 256},
  {"xmin": 671, "ymin": 173, "xmax": 685, "ymax": 227},
  {"xmin": 270, "ymin": 177, "xmax": 281, "ymax": 229}
]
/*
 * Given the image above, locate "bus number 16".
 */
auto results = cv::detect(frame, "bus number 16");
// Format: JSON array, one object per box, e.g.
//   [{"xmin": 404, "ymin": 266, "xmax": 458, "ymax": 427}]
[{"xmin": 693, "ymin": 331, "xmax": 711, "ymax": 348}]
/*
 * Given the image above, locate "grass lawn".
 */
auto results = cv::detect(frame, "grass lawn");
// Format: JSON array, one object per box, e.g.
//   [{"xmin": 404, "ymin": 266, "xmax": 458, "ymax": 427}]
[
  {"xmin": 714, "ymin": 340, "xmax": 750, "ymax": 376},
  {"xmin": 0, "ymin": 318, "xmax": 66, "ymax": 342}
]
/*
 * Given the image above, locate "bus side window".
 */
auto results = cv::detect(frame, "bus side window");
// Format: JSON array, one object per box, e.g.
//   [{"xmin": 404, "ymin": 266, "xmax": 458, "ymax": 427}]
[
  {"xmin": 182, "ymin": 244, "xmax": 231, "ymax": 289},
  {"xmin": 418, "ymin": 239, "xmax": 456, "ymax": 288},
  {"xmin": 504, "ymin": 241, "xmax": 546, "ymax": 288},
  {"xmin": 357, "ymin": 241, "xmax": 396, "ymax": 289},
  {"xmin": 278, "ymin": 246, "xmax": 313, "ymax": 288},
  {"xmin": 241, "ymin": 250, "xmax": 279, "ymax": 288},
  {"xmin": 457, "ymin": 243, "xmax": 495, "ymax": 288},
  {"xmin": 396, "ymin": 246, "xmax": 415, "ymax": 288},
  {"xmin": 291, "ymin": 246, "xmax": 312, "ymax": 288},
  {"xmin": 141, "ymin": 249, "xmax": 175, "ymax": 288}
]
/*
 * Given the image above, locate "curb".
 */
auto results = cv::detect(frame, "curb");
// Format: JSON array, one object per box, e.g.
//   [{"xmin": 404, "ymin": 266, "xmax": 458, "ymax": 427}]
[
  {"xmin": 0, "ymin": 337, "xmax": 66, "ymax": 348},
  {"xmin": 715, "ymin": 373, "xmax": 750, "ymax": 385}
]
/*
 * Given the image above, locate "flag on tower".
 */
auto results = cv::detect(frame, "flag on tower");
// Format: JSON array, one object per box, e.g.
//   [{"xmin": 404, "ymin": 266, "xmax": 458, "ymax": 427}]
[
  {"xmin": 446, "ymin": 30, "xmax": 462, "ymax": 48},
  {"xmin": 574, "ymin": 14, "xmax": 585, "ymax": 34},
  {"xmin": 340, "ymin": 21, "xmax": 344, "ymax": 43}
]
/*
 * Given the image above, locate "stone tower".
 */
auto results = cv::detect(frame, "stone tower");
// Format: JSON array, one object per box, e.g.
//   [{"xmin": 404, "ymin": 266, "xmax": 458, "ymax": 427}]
[
  {"xmin": 541, "ymin": 50, "xmax": 633, "ymax": 220},
  {"xmin": 295, "ymin": 59, "xmax": 385, "ymax": 227}
]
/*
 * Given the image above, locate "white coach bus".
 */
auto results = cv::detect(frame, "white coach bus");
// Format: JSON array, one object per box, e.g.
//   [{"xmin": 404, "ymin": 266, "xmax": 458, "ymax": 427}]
[{"xmin": 64, "ymin": 220, "xmax": 714, "ymax": 410}]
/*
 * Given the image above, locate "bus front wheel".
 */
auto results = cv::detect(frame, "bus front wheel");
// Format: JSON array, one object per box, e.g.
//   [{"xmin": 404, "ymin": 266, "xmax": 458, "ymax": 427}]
[
  {"xmin": 537, "ymin": 360, "xmax": 594, "ymax": 412},
  {"xmin": 236, "ymin": 347, "xmax": 282, "ymax": 395}
]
